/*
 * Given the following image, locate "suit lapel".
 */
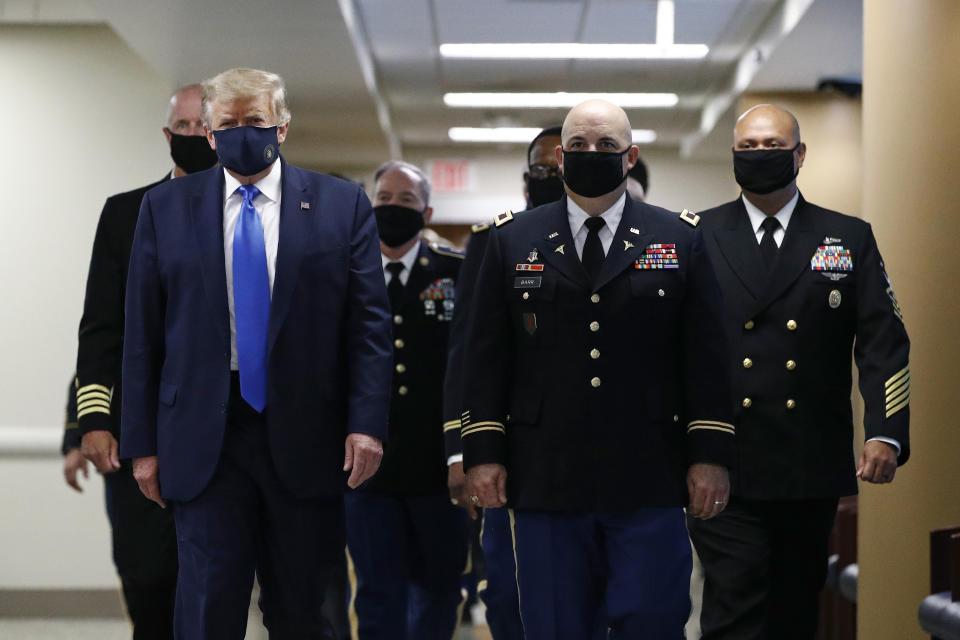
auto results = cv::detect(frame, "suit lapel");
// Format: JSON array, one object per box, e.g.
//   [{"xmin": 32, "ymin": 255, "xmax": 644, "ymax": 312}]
[
  {"xmin": 189, "ymin": 169, "xmax": 231, "ymax": 346},
  {"xmin": 268, "ymin": 159, "xmax": 313, "ymax": 354},
  {"xmin": 748, "ymin": 196, "xmax": 822, "ymax": 318},
  {"xmin": 530, "ymin": 199, "xmax": 590, "ymax": 289},
  {"xmin": 593, "ymin": 197, "xmax": 653, "ymax": 292},
  {"xmin": 712, "ymin": 199, "xmax": 767, "ymax": 299}
]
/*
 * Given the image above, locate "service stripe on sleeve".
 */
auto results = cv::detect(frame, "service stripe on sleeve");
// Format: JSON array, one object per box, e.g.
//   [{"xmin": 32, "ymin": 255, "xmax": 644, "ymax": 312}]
[
  {"xmin": 687, "ymin": 420, "xmax": 735, "ymax": 435},
  {"xmin": 885, "ymin": 365, "xmax": 911, "ymax": 418}
]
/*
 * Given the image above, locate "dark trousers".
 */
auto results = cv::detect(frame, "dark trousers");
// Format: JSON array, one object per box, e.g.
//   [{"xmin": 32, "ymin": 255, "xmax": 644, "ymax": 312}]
[
  {"xmin": 478, "ymin": 507, "xmax": 524, "ymax": 640},
  {"xmin": 512, "ymin": 507, "xmax": 691, "ymax": 640},
  {"xmin": 687, "ymin": 496, "xmax": 840, "ymax": 640},
  {"xmin": 105, "ymin": 461, "xmax": 178, "ymax": 640},
  {"xmin": 344, "ymin": 490, "xmax": 469, "ymax": 640},
  {"xmin": 171, "ymin": 390, "xmax": 344, "ymax": 640}
]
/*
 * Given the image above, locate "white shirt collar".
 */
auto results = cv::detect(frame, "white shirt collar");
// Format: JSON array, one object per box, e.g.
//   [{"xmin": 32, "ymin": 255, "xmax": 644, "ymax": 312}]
[
  {"xmin": 223, "ymin": 160, "xmax": 282, "ymax": 205},
  {"xmin": 381, "ymin": 238, "xmax": 422, "ymax": 274},
  {"xmin": 566, "ymin": 192, "xmax": 627, "ymax": 235},
  {"xmin": 741, "ymin": 190, "xmax": 799, "ymax": 235}
]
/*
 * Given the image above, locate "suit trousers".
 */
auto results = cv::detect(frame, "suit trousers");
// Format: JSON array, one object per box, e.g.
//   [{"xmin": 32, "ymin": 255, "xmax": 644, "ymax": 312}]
[
  {"xmin": 512, "ymin": 507, "xmax": 691, "ymax": 640},
  {"xmin": 344, "ymin": 490, "xmax": 469, "ymax": 640},
  {"xmin": 687, "ymin": 496, "xmax": 839, "ymax": 640},
  {"xmin": 478, "ymin": 507, "xmax": 524, "ymax": 640},
  {"xmin": 105, "ymin": 461, "xmax": 178, "ymax": 640},
  {"xmin": 171, "ymin": 383, "xmax": 344, "ymax": 640}
]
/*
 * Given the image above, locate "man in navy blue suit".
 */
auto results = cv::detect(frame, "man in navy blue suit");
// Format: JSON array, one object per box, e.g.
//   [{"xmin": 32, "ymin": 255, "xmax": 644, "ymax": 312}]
[{"xmin": 120, "ymin": 68, "xmax": 393, "ymax": 640}]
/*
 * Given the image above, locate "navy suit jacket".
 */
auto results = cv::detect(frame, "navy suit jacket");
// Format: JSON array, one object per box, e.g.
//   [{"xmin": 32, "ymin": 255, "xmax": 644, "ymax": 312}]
[{"xmin": 120, "ymin": 158, "xmax": 393, "ymax": 502}]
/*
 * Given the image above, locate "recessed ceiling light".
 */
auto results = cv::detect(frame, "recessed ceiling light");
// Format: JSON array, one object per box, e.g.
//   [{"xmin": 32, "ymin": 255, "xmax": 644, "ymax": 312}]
[
  {"xmin": 443, "ymin": 92, "xmax": 679, "ymax": 109},
  {"xmin": 448, "ymin": 127, "xmax": 657, "ymax": 144},
  {"xmin": 439, "ymin": 43, "xmax": 708, "ymax": 60}
]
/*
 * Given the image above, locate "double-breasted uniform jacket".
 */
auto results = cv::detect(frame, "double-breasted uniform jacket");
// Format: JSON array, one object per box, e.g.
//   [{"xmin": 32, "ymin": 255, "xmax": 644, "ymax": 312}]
[
  {"xmin": 461, "ymin": 196, "xmax": 735, "ymax": 513},
  {"xmin": 366, "ymin": 241, "xmax": 464, "ymax": 494},
  {"xmin": 76, "ymin": 176, "xmax": 169, "ymax": 440},
  {"xmin": 698, "ymin": 195, "xmax": 910, "ymax": 500}
]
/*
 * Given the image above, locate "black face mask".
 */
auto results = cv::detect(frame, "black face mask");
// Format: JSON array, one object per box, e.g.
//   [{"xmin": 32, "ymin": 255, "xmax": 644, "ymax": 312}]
[
  {"xmin": 374, "ymin": 204, "xmax": 425, "ymax": 248},
  {"xmin": 733, "ymin": 144, "xmax": 800, "ymax": 194},
  {"xmin": 212, "ymin": 125, "xmax": 279, "ymax": 176},
  {"xmin": 167, "ymin": 130, "xmax": 219, "ymax": 174},
  {"xmin": 561, "ymin": 149, "xmax": 629, "ymax": 198},
  {"xmin": 527, "ymin": 174, "xmax": 565, "ymax": 208}
]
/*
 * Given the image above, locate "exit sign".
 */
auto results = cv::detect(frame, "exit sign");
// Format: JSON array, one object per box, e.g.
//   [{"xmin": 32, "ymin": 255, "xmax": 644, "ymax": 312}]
[{"xmin": 427, "ymin": 159, "xmax": 476, "ymax": 193}]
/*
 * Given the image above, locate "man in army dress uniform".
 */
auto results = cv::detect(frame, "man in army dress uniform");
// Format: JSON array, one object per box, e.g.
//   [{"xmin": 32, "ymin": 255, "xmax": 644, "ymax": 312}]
[
  {"xmin": 344, "ymin": 161, "xmax": 469, "ymax": 639},
  {"xmin": 687, "ymin": 104, "xmax": 910, "ymax": 639},
  {"xmin": 462, "ymin": 99, "xmax": 736, "ymax": 639}
]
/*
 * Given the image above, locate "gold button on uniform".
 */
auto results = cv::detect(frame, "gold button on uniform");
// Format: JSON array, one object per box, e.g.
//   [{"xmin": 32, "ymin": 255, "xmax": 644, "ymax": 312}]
[
  {"xmin": 742, "ymin": 358, "xmax": 753, "ymax": 369},
  {"xmin": 522, "ymin": 292, "xmax": 530, "ymax": 300},
  {"xmin": 744, "ymin": 320, "xmax": 755, "ymax": 330},
  {"xmin": 785, "ymin": 360, "xmax": 797, "ymax": 371},
  {"xmin": 398, "ymin": 385, "xmax": 409, "ymax": 396},
  {"xmin": 589, "ymin": 321, "xmax": 600, "ymax": 332},
  {"xmin": 590, "ymin": 293, "xmax": 600, "ymax": 303},
  {"xmin": 786, "ymin": 399, "xmax": 796, "ymax": 409},
  {"xmin": 589, "ymin": 349, "xmax": 600, "ymax": 360},
  {"xmin": 395, "ymin": 363, "xmax": 406, "ymax": 373},
  {"xmin": 394, "ymin": 338, "xmax": 404, "ymax": 349},
  {"xmin": 658, "ymin": 288, "xmax": 666, "ymax": 297},
  {"xmin": 590, "ymin": 377, "xmax": 601, "ymax": 388},
  {"xmin": 393, "ymin": 314, "xmax": 403, "ymax": 325},
  {"xmin": 673, "ymin": 415, "xmax": 679, "ymax": 423},
  {"xmin": 786, "ymin": 320, "xmax": 797, "ymax": 331},
  {"xmin": 742, "ymin": 397, "xmax": 752, "ymax": 408}
]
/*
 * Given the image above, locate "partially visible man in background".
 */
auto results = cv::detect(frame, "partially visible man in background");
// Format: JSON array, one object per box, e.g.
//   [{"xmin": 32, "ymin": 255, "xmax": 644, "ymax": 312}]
[
  {"xmin": 626, "ymin": 155, "xmax": 649, "ymax": 202},
  {"xmin": 74, "ymin": 83, "xmax": 216, "ymax": 639}
]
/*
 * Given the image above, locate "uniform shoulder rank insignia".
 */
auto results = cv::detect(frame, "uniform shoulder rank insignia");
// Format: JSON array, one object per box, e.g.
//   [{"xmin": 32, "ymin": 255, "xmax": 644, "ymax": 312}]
[
  {"xmin": 494, "ymin": 210, "xmax": 514, "ymax": 227},
  {"xmin": 679, "ymin": 209, "xmax": 700, "ymax": 227},
  {"xmin": 471, "ymin": 222, "xmax": 490, "ymax": 233},
  {"xmin": 429, "ymin": 243, "xmax": 465, "ymax": 259}
]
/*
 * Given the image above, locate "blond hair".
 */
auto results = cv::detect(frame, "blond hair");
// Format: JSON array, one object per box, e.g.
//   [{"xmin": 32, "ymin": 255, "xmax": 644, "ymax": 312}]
[{"xmin": 201, "ymin": 68, "xmax": 291, "ymax": 127}]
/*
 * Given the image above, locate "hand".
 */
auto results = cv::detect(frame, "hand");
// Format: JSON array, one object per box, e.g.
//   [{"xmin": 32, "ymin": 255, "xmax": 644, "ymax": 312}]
[
  {"xmin": 687, "ymin": 463, "xmax": 730, "ymax": 520},
  {"xmin": 466, "ymin": 463, "xmax": 507, "ymax": 511},
  {"xmin": 63, "ymin": 449, "xmax": 89, "ymax": 492},
  {"xmin": 344, "ymin": 433, "xmax": 384, "ymax": 489},
  {"xmin": 81, "ymin": 430, "xmax": 121, "ymax": 474},
  {"xmin": 132, "ymin": 456, "xmax": 166, "ymax": 508},
  {"xmin": 857, "ymin": 440, "xmax": 898, "ymax": 484},
  {"xmin": 448, "ymin": 462, "xmax": 477, "ymax": 519}
]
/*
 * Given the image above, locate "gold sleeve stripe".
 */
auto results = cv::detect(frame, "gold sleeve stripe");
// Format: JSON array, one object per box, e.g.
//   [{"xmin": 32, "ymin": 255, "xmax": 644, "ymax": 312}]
[
  {"xmin": 77, "ymin": 406, "xmax": 111, "ymax": 419},
  {"xmin": 78, "ymin": 390, "xmax": 111, "ymax": 403},
  {"xmin": 461, "ymin": 423, "xmax": 506, "ymax": 436},
  {"xmin": 886, "ymin": 393, "xmax": 910, "ymax": 418},
  {"xmin": 78, "ymin": 399, "xmax": 111, "ymax": 412},
  {"xmin": 687, "ymin": 420, "xmax": 735, "ymax": 432},
  {"xmin": 688, "ymin": 424, "xmax": 736, "ymax": 436},
  {"xmin": 443, "ymin": 420, "xmax": 461, "ymax": 432},
  {"xmin": 885, "ymin": 366, "xmax": 910, "ymax": 389},
  {"xmin": 885, "ymin": 374, "xmax": 910, "ymax": 397},
  {"xmin": 77, "ymin": 383, "xmax": 111, "ymax": 396},
  {"xmin": 886, "ymin": 385, "xmax": 910, "ymax": 407}
]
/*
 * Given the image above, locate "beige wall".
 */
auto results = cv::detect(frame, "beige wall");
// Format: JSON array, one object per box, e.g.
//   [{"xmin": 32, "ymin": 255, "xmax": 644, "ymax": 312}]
[{"xmin": 859, "ymin": 1, "xmax": 960, "ymax": 637}]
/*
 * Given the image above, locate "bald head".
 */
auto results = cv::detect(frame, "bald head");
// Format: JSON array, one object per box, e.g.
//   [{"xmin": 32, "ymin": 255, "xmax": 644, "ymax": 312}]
[
  {"xmin": 561, "ymin": 99, "xmax": 633, "ymax": 149},
  {"xmin": 734, "ymin": 104, "xmax": 801, "ymax": 149},
  {"xmin": 166, "ymin": 83, "xmax": 204, "ymax": 135}
]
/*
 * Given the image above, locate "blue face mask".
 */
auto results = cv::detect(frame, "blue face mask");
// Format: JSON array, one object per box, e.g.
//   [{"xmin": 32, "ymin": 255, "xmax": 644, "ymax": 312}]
[{"xmin": 212, "ymin": 125, "xmax": 279, "ymax": 176}]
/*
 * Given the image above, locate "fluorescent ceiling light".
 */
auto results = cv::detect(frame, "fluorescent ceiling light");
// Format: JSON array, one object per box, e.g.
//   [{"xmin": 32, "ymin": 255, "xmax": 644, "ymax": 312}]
[
  {"xmin": 439, "ymin": 43, "xmax": 708, "ymax": 60},
  {"xmin": 444, "ymin": 92, "xmax": 679, "ymax": 109},
  {"xmin": 448, "ymin": 127, "xmax": 657, "ymax": 144}
]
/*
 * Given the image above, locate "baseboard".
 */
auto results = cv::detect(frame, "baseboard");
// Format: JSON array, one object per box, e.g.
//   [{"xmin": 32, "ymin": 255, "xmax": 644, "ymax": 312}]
[{"xmin": 0, "ymin": 589, "xmax": 126, "ymax": 618}]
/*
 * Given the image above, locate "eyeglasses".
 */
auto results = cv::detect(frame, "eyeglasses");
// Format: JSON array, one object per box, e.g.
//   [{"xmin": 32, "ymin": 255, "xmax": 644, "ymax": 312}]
[{"xmin": 528, "ymin": 164, "xmax": 559, "ymax": 179}]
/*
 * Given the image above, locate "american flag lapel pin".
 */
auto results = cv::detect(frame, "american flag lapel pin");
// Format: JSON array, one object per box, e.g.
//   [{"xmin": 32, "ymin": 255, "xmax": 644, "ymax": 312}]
[{"xmin": 300, "ymin": 201, "xmax": 310, "ymax": 211}]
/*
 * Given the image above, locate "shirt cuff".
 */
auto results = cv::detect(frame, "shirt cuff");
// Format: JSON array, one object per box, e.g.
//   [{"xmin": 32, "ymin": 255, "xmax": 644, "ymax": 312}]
[
  {"xmin": 867, "ymin": 436, "xmax": 901, "ymax": 455},
  {"xmin": 447, "ymin": 454, "xmax": 463, "ymax": 466}
]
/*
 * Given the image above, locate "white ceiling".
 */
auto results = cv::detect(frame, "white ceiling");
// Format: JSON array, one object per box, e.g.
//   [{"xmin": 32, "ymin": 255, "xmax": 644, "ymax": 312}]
[{"xmin": 4, "ymin": 0, "xmax": 862, "ymax": 169}]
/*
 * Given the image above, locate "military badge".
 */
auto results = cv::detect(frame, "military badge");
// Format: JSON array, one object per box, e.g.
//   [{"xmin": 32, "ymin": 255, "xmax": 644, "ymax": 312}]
[
  {"xmin": 810, "ymin": 245, "xmax": 853, "ymax": 276},
  {"xmin": 522, "ymin": 312, "xmax": 537, "ymax": 335},
  {"xmin": 635, "ymin": 243, "xmax": 679, "ymax": 270},
  {"xmin": 419, "ymin": 277, "xmax": 455, "ymax": 305},
  {"xmin": 555, "ymin": 244, "xmax": 565, "ymax": 255},
  {"xmin": 516, "ymin": 264, "xmax": 545, "ymax": 271},
  {"xmin": 828, "ymin": 289, "xmax": 842, "ymax": 309},
  {"xmin": 527, "ymin": 249, "xmax": 539, "ymax": 263},
  {"xmin": 423, "ymin": 299, "xmax": 436, "ymax": 315},
  {"xmin": 548, "ymin": 231, "xmax": 559, "ymax": 239}
]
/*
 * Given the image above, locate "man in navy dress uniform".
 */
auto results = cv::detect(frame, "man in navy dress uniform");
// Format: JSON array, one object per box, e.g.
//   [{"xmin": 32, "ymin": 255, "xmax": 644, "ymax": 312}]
[
  {"xmin": 462, "ymin": 99, "xmax": 735, "ymax": 639},
  {"xmin": 687, "ymin": 104, "xmax": 910, "ymax": 639},
  {"xmin": 121, "ymin": 68, "xmax": 392, "ymax": 639},
  {"xmin": 344, "ymin": 160, "xmax": 469, "ymax": 639}
]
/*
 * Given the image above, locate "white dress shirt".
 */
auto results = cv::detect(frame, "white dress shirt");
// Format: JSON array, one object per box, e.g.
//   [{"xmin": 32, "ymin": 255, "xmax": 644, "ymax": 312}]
[
  {"xmin": 223, "ymin": 161, "xmax": 282, "ymax": 370},
  {"xmin": 741, "ymin": 192, "xmax": 900, "ymax": 455},
  {"xmin": 381, "ymin": 239, "xmax": 422, "ymax": 286},
  {"xmin": 567, "ymin": 192, "xmax": 627, "ymax": 258},
  {"xmin": 742, "ymin": 191, "xmax": 798, "ymax": 248}
]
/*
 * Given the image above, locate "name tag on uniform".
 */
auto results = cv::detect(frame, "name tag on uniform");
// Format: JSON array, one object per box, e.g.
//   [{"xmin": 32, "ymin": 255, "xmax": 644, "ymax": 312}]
[{"xmin": 514, "ymin": 276, "xmax": 542, "ymax": 288}]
